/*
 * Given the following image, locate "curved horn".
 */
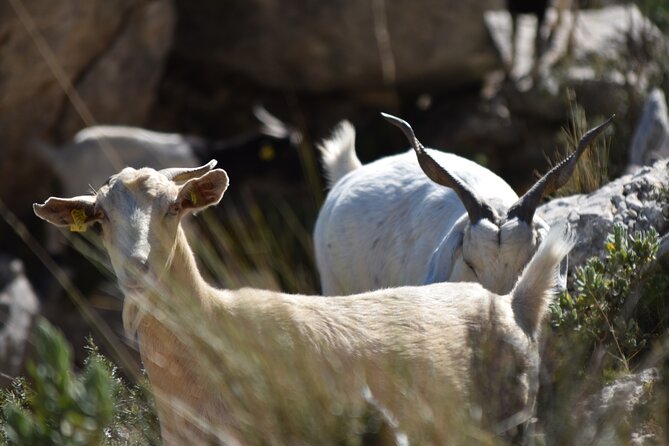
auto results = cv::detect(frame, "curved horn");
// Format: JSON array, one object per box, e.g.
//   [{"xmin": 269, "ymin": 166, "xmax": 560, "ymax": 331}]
[
  {"xmin": 159, "ymin": 160, "xmax": 218, "ymax": 183},
  {"xmin": 381, "ymin": 113, "xmax": 496, "ymax": 224},
  {"xmin": 507, "ymin": 115, "xmax": 614, "ymax": 223}
]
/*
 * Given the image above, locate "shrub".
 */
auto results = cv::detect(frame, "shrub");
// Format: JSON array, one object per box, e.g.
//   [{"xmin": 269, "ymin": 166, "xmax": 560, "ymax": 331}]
[
  {"xmin": 0, "ymin": 319, "xmax": 160, "ymax": 446},
  {"xmin": 549, "ymin": 223, "xmax": 667, "ymax": 374}
]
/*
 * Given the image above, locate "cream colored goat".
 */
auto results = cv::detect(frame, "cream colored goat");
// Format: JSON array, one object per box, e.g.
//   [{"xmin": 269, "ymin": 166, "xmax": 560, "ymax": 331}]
[{"xmin": 34, "ymin": 161, "xmax": 572, "ymax": 444}]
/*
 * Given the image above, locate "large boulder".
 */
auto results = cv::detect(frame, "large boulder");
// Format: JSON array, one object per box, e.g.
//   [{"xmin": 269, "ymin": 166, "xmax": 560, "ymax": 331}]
[
  {"xmin": 539, "ymin": 159, "xmax": 669, "ymax": 269},
  {"xmin": 0, "ymin": 0, "xmax": 175, "ymax": 212},
  {"xmin": 538, "ymin": 85, "xmax": 669, "ymax": 270},
  {"xmin": 486, "ymin": 4, "xmax": 668, "ymax": 122},
  {"xmin": 172, "ymin": 0, "xmax": 505, "ymax": 92}
]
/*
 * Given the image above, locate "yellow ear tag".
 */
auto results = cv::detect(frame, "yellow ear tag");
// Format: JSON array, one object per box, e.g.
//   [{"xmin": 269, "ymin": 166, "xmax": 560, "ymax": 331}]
[
  {"xmin": 189, "ymin": 190, "xmax": 197, "ymax": 206},
  {"xmin": 259, "ymin": 144, "xmax": 275, "ymax": 161},
  {"xmin": 70, "ymin": 208, "xmax": 87, "ymax": 233}
]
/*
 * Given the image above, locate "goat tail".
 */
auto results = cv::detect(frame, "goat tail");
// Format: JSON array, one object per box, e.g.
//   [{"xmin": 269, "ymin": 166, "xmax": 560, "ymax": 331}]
[
  {"xmin": 511, "ymin": 223, "xmax": 575, "ymax": 337},
  {"xmin": 318, "ymin": 120, "xmax": 361, "ymax": 187}
]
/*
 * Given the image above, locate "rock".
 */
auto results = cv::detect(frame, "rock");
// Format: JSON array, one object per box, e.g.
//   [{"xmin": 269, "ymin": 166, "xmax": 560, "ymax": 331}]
[
  {"xmin": 0, "ymin": 0, "xmax": 175, "ymax": 211},
  {"xmin": 56, "ymin": 0, "xmax": 176, "ymax": 140},
  {"xmin": 487, "ymin": 4, "xmax": 665, "ymax": 81},
  {"xmin": 573, "ymin": 368, "xmax": 660, "ymax": 446},
  {"xmin": 627, "ymin": 88, "xmax": 669, "ymax": 172},
  {"xmin": 172, "ymin": 0, "xmax": 504, "ymax": 92},
  {"xmin": 486, "ymin": 5, "xmax": 667, "ymax": 120},
  {"xmin": 538, "ymin": 159, "xmax": 669, "ymax": 269},
  {"xmin": 0, "ymin": 254, "xmax": 40, "ymax": 387}
]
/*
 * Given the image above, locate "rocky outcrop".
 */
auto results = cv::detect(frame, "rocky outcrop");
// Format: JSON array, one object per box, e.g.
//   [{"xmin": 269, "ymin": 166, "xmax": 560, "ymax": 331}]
[
  {"xmin": 486, "ymin": 4, "xmax": 666, "ymax": 85},
  {"xmin": 0, "ymin": 0, "xmax": 175, "ymax": 211},
  {"xmin": 628, "ymin": 88, "xmax": 669, "ymax": 172},
  {"xmin": 485, "ymin": 4, "xmax": 667, "ymax": 123},
  {"xmin": 539, "ymin": 159, "xmax": 669, "ymax": 269},
  {"xmin": 171, "ymin": 0, "xmax": 505, "ymax": 92},
  {"xmin": 0, "ymin": 254, "xmax": 40, "ymax": 387},
  {"xmin": 538, "ymin": 85, "xmax": 669, "ymax": 269},
  {"xmin": 573, "ymin": 368, "xmax": 660, "ymax": 446}
]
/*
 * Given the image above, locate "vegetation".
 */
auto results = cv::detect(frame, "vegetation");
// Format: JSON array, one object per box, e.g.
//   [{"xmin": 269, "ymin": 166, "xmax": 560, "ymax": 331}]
[
  {"xmin": 551, "ymin": 93, "xmax": 611, "ymax": 197},
  {"xmin": 3, "ymin": 104, "xmax": 668, "ymax": 443},
  {"xmin": 3, "ymin": 216, "xmax": 669, "ymax": 444},
  {"xmin": 550, "ymin": 224, "xmax": 668, "ymax": 373},
  {"xmin": 540, "ymin": 224, "xmax": 669, "ymax": 444},
  {"xmin": 639, "ymin": 0, "xmax": 669, "ymax": 35},
  {"xmin": 0, "ymin": 319, "xmax": 160, "ymax": 445}
]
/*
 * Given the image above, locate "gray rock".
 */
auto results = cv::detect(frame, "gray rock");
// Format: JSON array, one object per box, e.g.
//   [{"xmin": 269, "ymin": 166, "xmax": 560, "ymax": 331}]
[
  {"xmin": 57, "ymin": 0, "xmax": 176, "ymax": 140},
  {"xmin": 538, "ymin": 159, "xmax": 669, "ymax": 269},
  {"xmin": 573, "ymin": 368, "xmax": 660, "ymax": 446},
  {"xmin": 0, "ymin": 0, "xmax": 175, "ymax": 210},
  {"xmin": 486, "ymin": 5, "xmax": 667, "ymax": 120},
  {"xmin": 0, "ymin": 255, "xmax": 40, "ymax": 387},
  {"xmin": 628, "ymin": 88, "xmax": 669, "ymax": 172},
  {"xmin": 487, "ymin": 4, "xmax": 664, "ymax": 81},
  {"xmin": 174, "ymin": 0, "xmax": 504, "ymax": 92}
]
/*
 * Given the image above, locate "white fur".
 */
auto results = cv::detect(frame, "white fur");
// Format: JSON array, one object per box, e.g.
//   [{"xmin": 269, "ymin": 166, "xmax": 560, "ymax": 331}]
[
  {"xmin": 34, "ymin": 165, "xmax": 572, "ymax": 444},
  {"xmin": 317, "ymin": 120, "xmax": 361, "ymax": 187},
  {"xmin": 314, "ymin": 124, "xmax": 554, "ymax": 295},
  {"xmin": 34, "ymin": 126, "xmax": 199, "ymax": 197}
]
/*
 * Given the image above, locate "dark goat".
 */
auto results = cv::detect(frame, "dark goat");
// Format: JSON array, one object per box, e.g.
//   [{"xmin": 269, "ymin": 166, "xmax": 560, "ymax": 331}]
[
  {"xmin": 506, "ymin": 0, "xmax": 550, "ymax": 76},
  {"xmin": 35, "ymin": 106, "xmax": 303, "ymax": 198},
  {"xmin": 189, "ymin": 106, "xmax": 304, "ymax": 191}
]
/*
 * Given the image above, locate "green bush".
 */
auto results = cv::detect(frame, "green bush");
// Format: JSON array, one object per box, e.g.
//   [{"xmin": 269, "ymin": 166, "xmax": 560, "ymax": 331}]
[
  {"xmin": 549, "ymin": 224, "xmax": 668, "ymax": 374},
  {"xmin": 0, "ymin": 319, "xmax": 160, "ymax": 446}
]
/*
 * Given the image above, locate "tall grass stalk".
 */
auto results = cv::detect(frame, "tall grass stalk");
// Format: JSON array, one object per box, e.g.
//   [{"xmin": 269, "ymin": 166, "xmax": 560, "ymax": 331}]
[{"xmin": 549, "ymin": 92, "xmax": 611, "ymax": 197}]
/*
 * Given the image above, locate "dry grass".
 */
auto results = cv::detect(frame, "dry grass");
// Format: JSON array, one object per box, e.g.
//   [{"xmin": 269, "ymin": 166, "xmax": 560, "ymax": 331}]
[
  {"xmin": 62, "ymin": 202, "xmax": 507, "ymax": 444},
  {"xmin": 549, "ymin": 92, "xmax": 611, "ymax": 197}
]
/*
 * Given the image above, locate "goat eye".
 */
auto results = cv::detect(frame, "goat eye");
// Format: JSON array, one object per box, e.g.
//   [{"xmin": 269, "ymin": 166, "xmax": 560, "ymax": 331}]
[
  {"xmin": 90, "ymin": 222, "xmax": 103, "ymax": 235},
  {"xmin": 94, "ymin": 208, "xmax": 106, "ymax": 221},
  {"xmin": 464, "ymin": 260, "xmax": 479, "ymax": 278},
  {"xmin": 167, "ymin": 203, "xmax": 181, "ymax": 216}
]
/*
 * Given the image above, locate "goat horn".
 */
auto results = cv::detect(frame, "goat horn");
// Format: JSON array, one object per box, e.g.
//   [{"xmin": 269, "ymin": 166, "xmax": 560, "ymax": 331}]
[
  {"xmin": 159, "ymin": 160, "xmax": 218, "ymax": 183},
  {"xmin": 381, "ymin": 112, "xmax": 496, "ymax": 224},
  {"xmin": 507, "ymin": 115, "xmax": 614, "ymax": 223}
]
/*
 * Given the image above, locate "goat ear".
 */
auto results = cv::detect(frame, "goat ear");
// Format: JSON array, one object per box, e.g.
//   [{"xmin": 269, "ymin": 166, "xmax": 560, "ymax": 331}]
[
  {"xmin": 33, "ymin": 196, "xmax": 98, "ymax": 231},
  {"xmin": 178, "ymin": 169, "xmax": 229, "ymax": 212},
  {"xmin": 424, "ymin": 227, "xmax": 464, "ymax": 284}
]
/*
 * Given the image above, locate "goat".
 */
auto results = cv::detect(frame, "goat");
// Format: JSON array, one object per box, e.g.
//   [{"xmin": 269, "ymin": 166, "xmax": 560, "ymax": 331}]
[
  {"xmin": 505, "ymin": 0, "xmax": 578, "ymax": 79},
  {"xmin": 34, "ymin": 161, "xmax": 572, "ymax": 444},
  {"xmin": 314, "ymin": 114, "xmax": 611, "ymax": 296},
  {"xmin": 506, "ymin": 0, "xmax": 550, "ymax": 76},
  {"xmin": 34, "ymin": 105, "xmax": 300, "ymax": 198},
  {"xmin": 35, "ymin": 106, "xmax": 300, "ymax": 259}
]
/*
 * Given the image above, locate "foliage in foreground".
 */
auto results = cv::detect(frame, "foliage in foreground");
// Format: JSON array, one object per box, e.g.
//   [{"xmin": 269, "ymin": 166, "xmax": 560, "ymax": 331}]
[
  {"xmin": 3, "ymin": 223, "xmax": 669, "ymax": 444},
  {"xmin": 0, "ymin": 319, "xmax": 160, "ymax": 446},
  {"xmin": 550, "ymin": 224, "xmax": 668, "ymax": 373},
  {"xmin": 543, "ymin": 224, "xmax": 669, "ymax": 444}
]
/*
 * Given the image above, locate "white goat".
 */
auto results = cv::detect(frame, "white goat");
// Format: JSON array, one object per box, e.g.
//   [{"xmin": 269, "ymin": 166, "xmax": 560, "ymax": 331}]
[
  {"xmin": 34, "ymin": 126, "xmax": 201, "ymax": 198},
  {"xmin": 33, "ymin": 106, "xmax": 298, "ymax": 198},
  {"xmin": 314, "ymin": 113, "xmax": 612, "ymax": 296},
  {"xmin": 34, "ymin": 161, "xmax": 572, "ymax": 444}
]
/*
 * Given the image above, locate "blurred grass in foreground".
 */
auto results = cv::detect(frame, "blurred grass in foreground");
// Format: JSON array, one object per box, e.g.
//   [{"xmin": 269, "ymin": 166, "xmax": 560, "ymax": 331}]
[
  {"xmin": 3, "ymin": 196, "xmax": 669, "ymax": 444},
  {"xmin": 2, "ymin": 101, "xmax": 669, "ymax": 443}
]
